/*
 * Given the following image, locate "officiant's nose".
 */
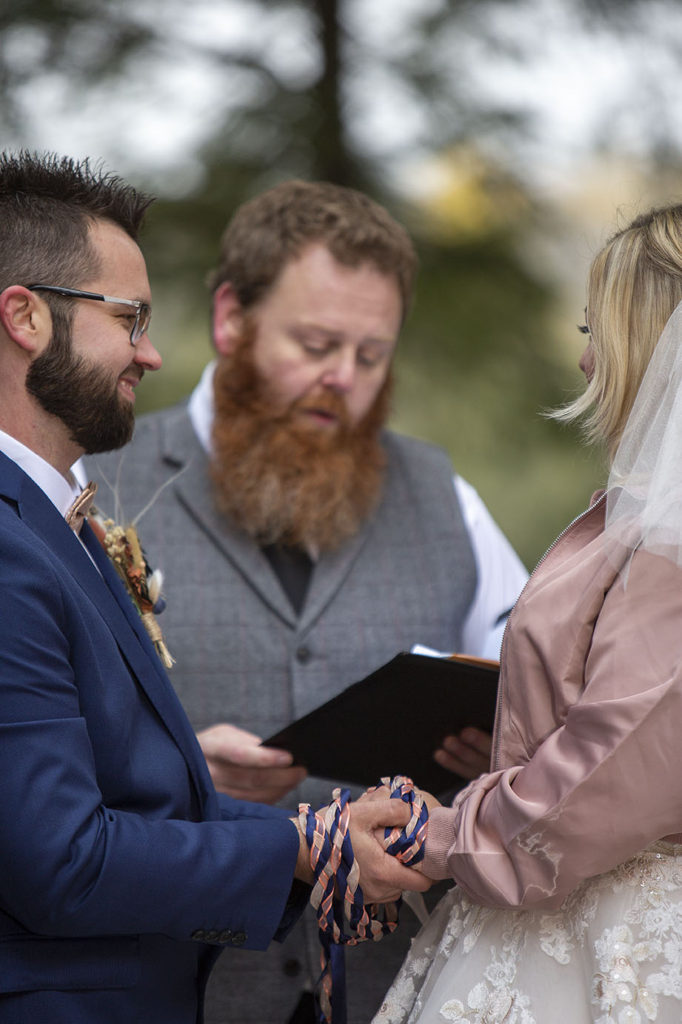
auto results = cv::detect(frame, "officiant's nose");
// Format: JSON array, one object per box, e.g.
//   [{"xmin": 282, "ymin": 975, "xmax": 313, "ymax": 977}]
[{"xmin": 320, "ymin": 349, "xmax": 356, "ymax": 393}]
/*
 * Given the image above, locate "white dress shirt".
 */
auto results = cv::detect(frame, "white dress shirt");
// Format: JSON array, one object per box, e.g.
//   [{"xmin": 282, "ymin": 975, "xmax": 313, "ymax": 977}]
[{"xmin": 0, "ymin": 429, "xmax": 81, "ymax": 516}]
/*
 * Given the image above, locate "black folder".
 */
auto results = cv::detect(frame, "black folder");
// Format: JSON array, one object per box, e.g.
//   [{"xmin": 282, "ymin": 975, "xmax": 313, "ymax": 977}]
[{"xmin": 264, "ymin": 652, "xmax": 499, "ymax": 794}]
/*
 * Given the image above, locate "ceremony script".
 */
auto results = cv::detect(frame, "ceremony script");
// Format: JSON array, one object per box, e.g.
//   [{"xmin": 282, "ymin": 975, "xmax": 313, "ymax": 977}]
[{"xmin": 265, "ymin": 652, "xmax": 499, "ymax": 794}]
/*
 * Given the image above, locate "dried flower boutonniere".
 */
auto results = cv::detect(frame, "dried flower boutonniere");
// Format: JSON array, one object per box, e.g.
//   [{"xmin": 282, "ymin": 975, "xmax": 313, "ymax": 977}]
[{"xmin": 89, "ymin": 513, "xmax": 175, "ymax": 670}]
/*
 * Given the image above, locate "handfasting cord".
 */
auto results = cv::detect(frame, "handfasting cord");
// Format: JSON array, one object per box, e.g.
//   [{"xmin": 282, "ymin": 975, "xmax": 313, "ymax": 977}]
[{"xmin": 298, "ymin": 775, "xmax": 429, "ymax": 1024}]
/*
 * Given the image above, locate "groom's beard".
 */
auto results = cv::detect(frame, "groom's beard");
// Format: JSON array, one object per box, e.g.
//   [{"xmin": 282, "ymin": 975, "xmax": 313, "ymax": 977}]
[
  {"xmin": 210, "ymin": 335, "xmax": 391, "ymax": 553},
  {"xmin": 25, "ymin": 307, "xmax": 135, "ymax": 454}
]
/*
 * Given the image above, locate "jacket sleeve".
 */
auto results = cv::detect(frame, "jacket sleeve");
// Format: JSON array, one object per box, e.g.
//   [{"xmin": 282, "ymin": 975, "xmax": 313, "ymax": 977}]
[
  {"xmin": 0, "ymin": 522, "xmax": 300, "ymax": 951},
  {"xmin": 421, "ymin": 547, "xmax": 682, "ymax": 910}
]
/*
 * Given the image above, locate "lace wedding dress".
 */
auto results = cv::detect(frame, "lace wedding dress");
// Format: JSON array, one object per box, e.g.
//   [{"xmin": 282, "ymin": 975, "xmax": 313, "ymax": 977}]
[{"xmin": 373, "ymin": 842, "xmax": 682, "ymax": 1024}]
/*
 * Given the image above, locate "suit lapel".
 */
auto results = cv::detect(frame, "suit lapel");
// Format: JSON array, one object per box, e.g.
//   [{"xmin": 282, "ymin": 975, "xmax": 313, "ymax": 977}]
[
  {"xmin": 298, "ymin": 519, "xmax": 375, "ymax": 632},
  {"xmin": 2, "ymin": 456, "xmax": 214, "ymax": 813},
  {"xmin": 79, "ymin": 522, "xmax": 216, "ymax": 812}
]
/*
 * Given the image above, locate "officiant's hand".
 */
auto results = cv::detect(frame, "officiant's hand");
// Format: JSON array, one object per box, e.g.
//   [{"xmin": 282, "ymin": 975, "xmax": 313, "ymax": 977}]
[
  {"xmin": 198, "ymin": 722, "xmax": 307, "ymax": 803},
  {"xmin": 434, "ymin": 727, "xmax": 492, "ymax": 779}
]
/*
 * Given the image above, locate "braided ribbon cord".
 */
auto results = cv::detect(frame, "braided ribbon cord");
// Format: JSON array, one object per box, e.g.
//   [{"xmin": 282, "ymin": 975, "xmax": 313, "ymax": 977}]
[{"xmin": 298, "ymin": 775, "xmax": 428, "ymax": 1024}]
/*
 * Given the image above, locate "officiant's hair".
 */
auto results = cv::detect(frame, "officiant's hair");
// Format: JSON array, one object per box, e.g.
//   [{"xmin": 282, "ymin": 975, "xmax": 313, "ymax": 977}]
[
  {"xmin": 0, "ymin": 150, "xmax": 153, "ymax": 300},
  {"xmin": 207, "ymin": 179, "xmax": 417, "ymax": 322},
  {"xmin": 554, "ymin": 202, "xmax": 682, "ymax": 457}
]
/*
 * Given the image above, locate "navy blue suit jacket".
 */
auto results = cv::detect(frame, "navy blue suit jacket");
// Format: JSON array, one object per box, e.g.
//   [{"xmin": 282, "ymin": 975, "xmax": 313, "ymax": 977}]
[{"xmin": 0, "ymin": 452, "xmax": 303, "ymax": 1023}]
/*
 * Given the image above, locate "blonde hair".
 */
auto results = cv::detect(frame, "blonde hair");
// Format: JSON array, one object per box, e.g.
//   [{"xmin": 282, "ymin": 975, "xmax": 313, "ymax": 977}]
[{"xmin": 556, "ymin": 204, "xmax": 682, "ymax": 459}]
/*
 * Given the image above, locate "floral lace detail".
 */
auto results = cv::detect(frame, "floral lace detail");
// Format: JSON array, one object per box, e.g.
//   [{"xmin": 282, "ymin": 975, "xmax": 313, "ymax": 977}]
[
  {"xmin": 373, "ymin": 845, "xmax": 682, "ymax": 1024},
  {"xmin": 438, "ymin": 983, "xmax": 533, "ymax": 1023},
  {"xmin": 429, "ymin": 910, "xmax": 536, "ymax": 1023},
  {"xmin": 592, "ymin": 924, "xmax": 660, "ymax": 1022}
]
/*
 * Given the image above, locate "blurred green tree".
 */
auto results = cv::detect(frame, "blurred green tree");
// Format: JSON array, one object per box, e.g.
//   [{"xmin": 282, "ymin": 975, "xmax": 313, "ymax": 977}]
[{"xmin": 5, "ymin": 0, "xmax": 661, "ymax": 561}]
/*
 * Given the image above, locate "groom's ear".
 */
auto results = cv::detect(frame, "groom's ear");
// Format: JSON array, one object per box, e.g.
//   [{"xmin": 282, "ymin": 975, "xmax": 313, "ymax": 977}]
[{"xmin": 0, "ymin": 286, "xmax": 52, "ymax": 355}]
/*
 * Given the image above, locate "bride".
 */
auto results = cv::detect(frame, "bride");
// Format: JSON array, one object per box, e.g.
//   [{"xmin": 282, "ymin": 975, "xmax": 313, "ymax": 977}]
[{"xmin": 374, "ymin": 203, "xmax": 682, "ymax": 1023}]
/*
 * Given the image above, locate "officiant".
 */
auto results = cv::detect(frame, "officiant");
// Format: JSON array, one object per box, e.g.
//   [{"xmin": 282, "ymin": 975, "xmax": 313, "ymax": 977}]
[{"xmin": 85, "ymin": 178, "xmax": 528, "ymax": 1023}]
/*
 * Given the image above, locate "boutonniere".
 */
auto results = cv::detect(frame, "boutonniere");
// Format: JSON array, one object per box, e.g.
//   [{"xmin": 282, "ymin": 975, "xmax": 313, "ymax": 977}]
[{"xmin": 89, "ymin": 512, "xmax": 175, "ymax": 670}]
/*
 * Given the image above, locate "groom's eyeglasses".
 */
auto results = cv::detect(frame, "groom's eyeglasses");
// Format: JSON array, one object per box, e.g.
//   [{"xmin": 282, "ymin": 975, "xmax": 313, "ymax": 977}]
[{"xmin": 27, "ymin": 284, "xmax": 152, "ymax": 346}]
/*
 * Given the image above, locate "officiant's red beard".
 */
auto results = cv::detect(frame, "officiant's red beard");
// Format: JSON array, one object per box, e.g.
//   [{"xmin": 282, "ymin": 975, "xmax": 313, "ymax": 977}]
[{"xmin": 210, "ymin": 329, "xmax": 391, "ymax": 552}]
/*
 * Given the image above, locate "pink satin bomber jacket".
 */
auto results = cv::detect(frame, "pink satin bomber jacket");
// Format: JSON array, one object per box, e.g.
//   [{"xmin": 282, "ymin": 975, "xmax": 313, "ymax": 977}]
[{"xmin": 421, "ymin": 491, "xmax": 682, "ymax": 910}]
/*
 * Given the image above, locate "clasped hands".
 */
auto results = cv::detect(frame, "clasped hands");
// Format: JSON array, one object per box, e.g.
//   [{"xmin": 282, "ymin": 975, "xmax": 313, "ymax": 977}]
[
  {"xmin": 291, "ymin": 781, "xmax": 440, "ymax": 901},
  {"xmin": 199, "ymin": 721, "xmax": 492, "ymax": 904}
]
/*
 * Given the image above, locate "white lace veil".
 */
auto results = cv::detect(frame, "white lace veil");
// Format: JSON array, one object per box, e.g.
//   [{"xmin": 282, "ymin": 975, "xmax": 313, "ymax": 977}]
[{"xmin": 605, "ymin": 299, "xmax": 682, "ymax": 573}]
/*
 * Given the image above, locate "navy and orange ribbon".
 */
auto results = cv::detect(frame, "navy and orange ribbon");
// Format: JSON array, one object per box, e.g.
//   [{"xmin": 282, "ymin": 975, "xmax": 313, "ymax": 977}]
[{"xmin": 298, "ymin": 775, "xmax": 428, "ymax": 1024}]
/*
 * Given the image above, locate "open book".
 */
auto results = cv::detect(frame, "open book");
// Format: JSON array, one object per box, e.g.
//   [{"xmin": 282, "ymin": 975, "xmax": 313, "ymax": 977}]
[{"xmin": 264, "ymin": 651, "xmax": 499, "ymax": 794}]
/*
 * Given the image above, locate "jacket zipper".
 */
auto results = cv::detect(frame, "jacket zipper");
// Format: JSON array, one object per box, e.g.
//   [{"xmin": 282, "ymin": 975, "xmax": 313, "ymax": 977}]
[{"xmin": 491, "ymin": 491, "xmax": 608, "ymax": 771}]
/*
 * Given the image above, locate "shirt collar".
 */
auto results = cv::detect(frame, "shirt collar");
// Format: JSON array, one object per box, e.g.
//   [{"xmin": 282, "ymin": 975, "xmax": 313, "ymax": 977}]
[
  {"xmin": 187, "ymin": 359, "xmax": 216, "ymax": 454},
  {"xmin": 0, "ymin": 429, "xmax": 81, "ymax": 517}
]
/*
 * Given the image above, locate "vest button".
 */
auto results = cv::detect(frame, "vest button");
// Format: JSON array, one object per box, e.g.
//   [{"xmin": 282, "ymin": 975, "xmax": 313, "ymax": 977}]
[
  {"xmin": 283, "ymin": 958, "xmax": 302, "ymax": 977},
  {"xmin": 295, "ymin": 645, "xmax": 311, "ymax": 664}
]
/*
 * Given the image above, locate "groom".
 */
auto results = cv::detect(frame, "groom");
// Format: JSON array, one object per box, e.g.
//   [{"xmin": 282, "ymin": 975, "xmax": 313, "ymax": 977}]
[{"xmin": 0, "ymin": 150, "xmax": 429, "ymax": 1024}]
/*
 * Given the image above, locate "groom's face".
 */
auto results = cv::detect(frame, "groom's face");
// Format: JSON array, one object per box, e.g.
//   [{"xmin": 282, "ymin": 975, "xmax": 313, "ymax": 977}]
[{"xmin": 26, "ymin": 219, "xmax": 161, "ymax": 454}]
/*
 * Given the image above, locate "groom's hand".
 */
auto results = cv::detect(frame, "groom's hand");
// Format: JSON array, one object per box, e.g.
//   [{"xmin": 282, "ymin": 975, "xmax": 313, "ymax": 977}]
[
  {"xmin": 358, "ymin": 783, "xmax": 441, "ymax": 880},
  {"xmin": 347, "ymin": 796, "xmax": 433, "ymax": 903},
  {"xmin": 291, "ymin": 794, "xmax": 433, "ymax": 900}
]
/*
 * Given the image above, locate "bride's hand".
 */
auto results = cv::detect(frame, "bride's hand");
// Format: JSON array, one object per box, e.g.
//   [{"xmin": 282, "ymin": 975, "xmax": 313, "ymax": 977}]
[
  {"xmin": 412, "ymin": 786, "xmax": 441, "ymax": 812},
  {"xmin": 357, "ymin": 782, "xmax": 441, "ymax": 812}
]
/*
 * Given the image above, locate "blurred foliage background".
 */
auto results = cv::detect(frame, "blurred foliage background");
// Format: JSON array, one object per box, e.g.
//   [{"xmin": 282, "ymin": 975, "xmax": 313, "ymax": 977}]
[{"xmin": 4, "ymin": 0, "xmax": 682, "ymax": 567}]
